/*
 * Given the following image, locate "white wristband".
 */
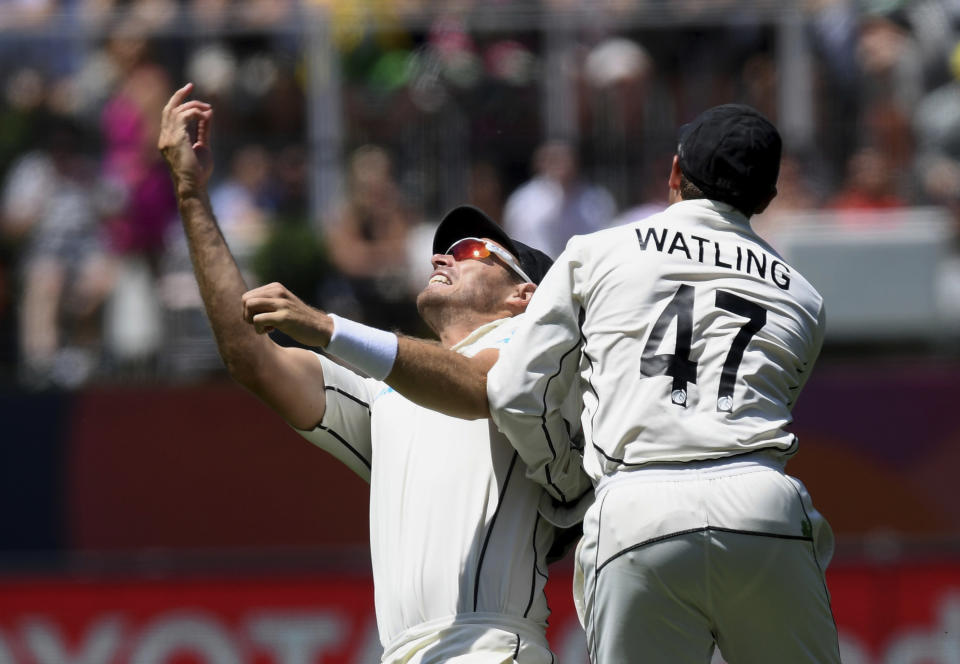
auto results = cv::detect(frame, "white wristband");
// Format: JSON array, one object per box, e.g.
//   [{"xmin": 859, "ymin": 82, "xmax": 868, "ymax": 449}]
[{"xmin": 326, "ymin": 314, "xmax": 398, "ymax": 380}]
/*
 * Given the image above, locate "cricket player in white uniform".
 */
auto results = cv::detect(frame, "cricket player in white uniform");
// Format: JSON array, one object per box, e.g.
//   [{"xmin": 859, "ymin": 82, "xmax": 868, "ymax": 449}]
[
  {"xmin": 158, "ymin": 84, "xmax": 589, "ymax": 663},
  {"xmin": 486, "ymin": 104, "xmax": 843, "ymax": 663}
]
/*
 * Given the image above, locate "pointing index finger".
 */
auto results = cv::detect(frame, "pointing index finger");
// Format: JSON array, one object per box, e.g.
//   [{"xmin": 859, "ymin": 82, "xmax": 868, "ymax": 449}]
[{"xmin": 164, "ymin": 82, "xmax": 194, "ymax": 112}]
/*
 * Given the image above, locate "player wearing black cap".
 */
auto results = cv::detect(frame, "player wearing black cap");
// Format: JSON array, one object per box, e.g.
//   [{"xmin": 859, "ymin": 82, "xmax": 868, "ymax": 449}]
[
  {"xmin": 160, "ymin": 84, "xmax": 588, "ymax": 663},
  {"xmin": 486, "ymin": 104, "xmax": 842, "ymax": 663}
]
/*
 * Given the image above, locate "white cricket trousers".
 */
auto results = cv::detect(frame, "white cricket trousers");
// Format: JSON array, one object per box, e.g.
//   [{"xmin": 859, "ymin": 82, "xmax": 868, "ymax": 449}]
[{"xmin": 574, "ymin": 453, "xmax": 842, "ymax": 664}]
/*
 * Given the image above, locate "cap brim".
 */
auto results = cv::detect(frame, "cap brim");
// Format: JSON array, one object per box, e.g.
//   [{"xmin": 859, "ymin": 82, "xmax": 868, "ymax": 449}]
[
  {"xmin": 432, "ymin": 205, "xmax": 520, "ymax": 258},
  {"xmin": 432, "ymin": 205, "xmax": 554, "ymax": 285}
]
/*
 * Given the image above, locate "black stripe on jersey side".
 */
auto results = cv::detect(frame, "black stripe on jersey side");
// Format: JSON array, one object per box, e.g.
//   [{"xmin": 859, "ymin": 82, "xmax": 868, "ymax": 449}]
[
  {"xmin": 595, "ymin": 526, "xmax": 814, "ymax": 574},
  {"xmin": 523, "ymin": 513, "xmax": 546, "ymax": 618},
  {"xmin": 324, "ymin": 385, "xmax": 371, "ymax": 412},
  {"xmin": 537, "ymin": 307, "xmax": 586, "ymax": 504},
  {"xmin": 473, "ymin": 451, "xmax": 520, "ymax": 611},
  {"xmin": 592, "ymin": 442, "xmax": 799, "ymax": 468},
  {"xmin": 513, "ymin": 634, "xmax": 521, "ymax": 660},
  {"xmin": 313, "ymin": 424, "xmax": 372, "ymax": 471}
]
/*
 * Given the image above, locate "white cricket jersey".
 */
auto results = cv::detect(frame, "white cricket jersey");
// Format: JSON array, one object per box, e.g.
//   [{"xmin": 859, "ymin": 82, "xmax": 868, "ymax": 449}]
[
  {"xmin": 296, "ymin": 318, "xmax": 557, "ymax": 652},
  {"xmin": 488, "ymin": 199, "xmax": 826, "ymax": 496}
]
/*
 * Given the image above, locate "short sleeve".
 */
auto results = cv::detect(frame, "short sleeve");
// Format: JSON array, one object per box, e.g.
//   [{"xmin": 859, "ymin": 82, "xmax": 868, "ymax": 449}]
[{"xmin": 294, "ymin": 353, "xmax": 379, "ymax": 482}]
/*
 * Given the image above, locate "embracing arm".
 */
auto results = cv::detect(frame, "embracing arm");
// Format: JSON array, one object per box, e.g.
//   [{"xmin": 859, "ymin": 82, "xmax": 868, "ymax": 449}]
[
  {"xmin": 158, "ymin": 83, "xmax": 325, "ymax": 430},
  {"xmin": 390, "ymin": 338, "xmax": 493, "ymax": 419}
]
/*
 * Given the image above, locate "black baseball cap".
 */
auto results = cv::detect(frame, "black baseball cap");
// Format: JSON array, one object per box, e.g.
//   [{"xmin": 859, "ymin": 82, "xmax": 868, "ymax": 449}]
[
  {"xmin": 677, "ymin": 103, "xmax": 782, "ymax": 215},
  {"xmin": 432, "ymin": 205, "xmax": 554, "ymax": 285}
]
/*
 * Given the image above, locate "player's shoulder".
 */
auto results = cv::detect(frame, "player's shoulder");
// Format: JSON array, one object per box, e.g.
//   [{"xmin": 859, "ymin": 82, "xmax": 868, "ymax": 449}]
[{"xmin": 746, "ymin": 231, "xmax": 824, "ymax": 310}]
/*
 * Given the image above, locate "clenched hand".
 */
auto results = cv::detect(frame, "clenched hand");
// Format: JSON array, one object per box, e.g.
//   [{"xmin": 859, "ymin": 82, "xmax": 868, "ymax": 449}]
[{"xmin": 241, "ymin": 282, "xmax": 335, "ymax": 348}]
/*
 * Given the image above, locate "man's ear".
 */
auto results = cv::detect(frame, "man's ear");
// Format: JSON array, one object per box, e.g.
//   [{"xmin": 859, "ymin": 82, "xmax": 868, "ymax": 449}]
[
  {"xmin": 507, "ymin": 282, "xmax": 537, "ymax": 313},
  {"xmin": 668, "ymin": 155, "xmax": 683, "ymax": 190}
]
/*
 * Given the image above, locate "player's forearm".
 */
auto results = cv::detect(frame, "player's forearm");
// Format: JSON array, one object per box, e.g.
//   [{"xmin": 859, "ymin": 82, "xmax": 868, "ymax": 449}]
[
  {"xmin": 177, "ymin": 192, "xmax": 268, "ymax": 383},
  {"xmin": 386, "ymin": 336, "xmax": 491, "ymax": 420}
]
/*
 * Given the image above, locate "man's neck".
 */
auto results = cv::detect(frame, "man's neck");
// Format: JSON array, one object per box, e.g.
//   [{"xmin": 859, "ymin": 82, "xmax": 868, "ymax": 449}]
[{"xmin": 436, "ymin": 314, "xmax": 506, "ymax": 348}]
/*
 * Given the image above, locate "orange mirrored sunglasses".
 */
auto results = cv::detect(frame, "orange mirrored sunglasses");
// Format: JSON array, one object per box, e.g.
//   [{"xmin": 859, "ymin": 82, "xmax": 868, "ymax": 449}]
[{"xmin": 445, "ymin": 237, "xmax": 532, "ymax": 283}]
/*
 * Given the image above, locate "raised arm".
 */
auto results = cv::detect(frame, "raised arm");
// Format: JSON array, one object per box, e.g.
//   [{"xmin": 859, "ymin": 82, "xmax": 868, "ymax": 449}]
[
  {"xmin": 157, "ymin": 83, "xmax": 325, "ymax": 430},
  {"xmin": 241, "ymin": 282, "xmax": 492, "ymax": 420}
]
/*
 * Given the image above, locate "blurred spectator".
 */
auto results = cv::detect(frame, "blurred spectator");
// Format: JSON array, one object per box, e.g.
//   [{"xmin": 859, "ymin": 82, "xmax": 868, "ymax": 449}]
[
  {"xmin": 854, "ymin": 9, "xmax": 923, "ymax": 171},
  {"xmin": 99, "ymin": 44, "xmax": 175, "ymax": 261},
  {"xmin": 914, "ymin": 41, "xmax": 960, "ymax": 217},
  {"xmin": 1, "ymin": 117, "xmax": 115, "ymax": 389},
  {"xmin": 466, "ymin": 159, "xmax": 504, "ymax": 224},
  {"xmin": 238, "ymin": 0, "xmax": 294, "ymax": 29},
  {"xmin": 607, "ymin": 151, "xmax": 672, "ymax": 230},
  {"xmin": 94, "ymin": 22, "xmax": 176, "ymax": 372},
  {"xmin": 752, "ymin": 153, "xmax": 823, "ymax": 241},
  {"xmin": 0, "ymin": 0, "xmax": 54, "ymax": 28},
  {"xmin": 503, "ymin": 139, "xmax": 617, "ymax": 258},
  {"xmin": 245, "ymin": 145, "xmax": 323, "ymax": 318},
  {"xmin": 828, "ymin": 146, "xmax": 907, "ymax": 215},
  {"xmin": 0, "ymin": 68, "xmax": 48, "ymax": 172},
  {"xmin": 805, "ymin": 0, "xmax": 861, "ymax": 178},
  {"xmin": 581, "ymin": 36, "xmax": 670, "ymax": 212},
  {"xmin": 323, "ymin": 144, "xmax": 420, "ymax": 334},
  {"xmin": 856, "ymin": 10, "xmax": 924, "ymax": 115},
  {"xmin": 210, "ymin": 145, "xmax": 274, "ymax": 267}
]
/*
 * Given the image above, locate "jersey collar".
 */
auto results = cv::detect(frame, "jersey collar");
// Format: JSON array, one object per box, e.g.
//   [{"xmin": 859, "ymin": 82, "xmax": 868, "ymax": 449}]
[
  {"xmin": 673, "ymin": 198, "xmax": 752, "ymax": 227},
  {"xmin": 451, "ymin": 317, "xmax": 512, "ymax": 352}
]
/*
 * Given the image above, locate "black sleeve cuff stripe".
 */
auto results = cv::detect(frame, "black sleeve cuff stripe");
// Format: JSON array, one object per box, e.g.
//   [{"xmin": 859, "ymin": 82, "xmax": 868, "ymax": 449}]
[
  {"xmin": 324, "ymin": 385, "xmax": 371, "ymax": 412},
  {"xmin": 314, "ymin": 424, "xmax": 372, "ymax": 471}
]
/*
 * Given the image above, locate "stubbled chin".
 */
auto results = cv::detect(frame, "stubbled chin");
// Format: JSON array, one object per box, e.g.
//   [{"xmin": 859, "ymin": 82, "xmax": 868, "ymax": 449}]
[
  {"xmin": 416, "ymin": 289, "xmax": 448, "ymax": 336},
  {"xmin": 418, "ymin": 284, "xmax": 449, "ymax": 306}
]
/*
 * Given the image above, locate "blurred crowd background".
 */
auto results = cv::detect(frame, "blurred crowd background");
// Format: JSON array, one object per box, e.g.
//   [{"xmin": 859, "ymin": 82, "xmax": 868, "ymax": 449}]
[
  {"xmin": 2, "ymin": 0, "xmax": 959, "ymax": 390},
  {"xmin": 1, "ymin": 2, "xmax": 960, "ymax": 662}
]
